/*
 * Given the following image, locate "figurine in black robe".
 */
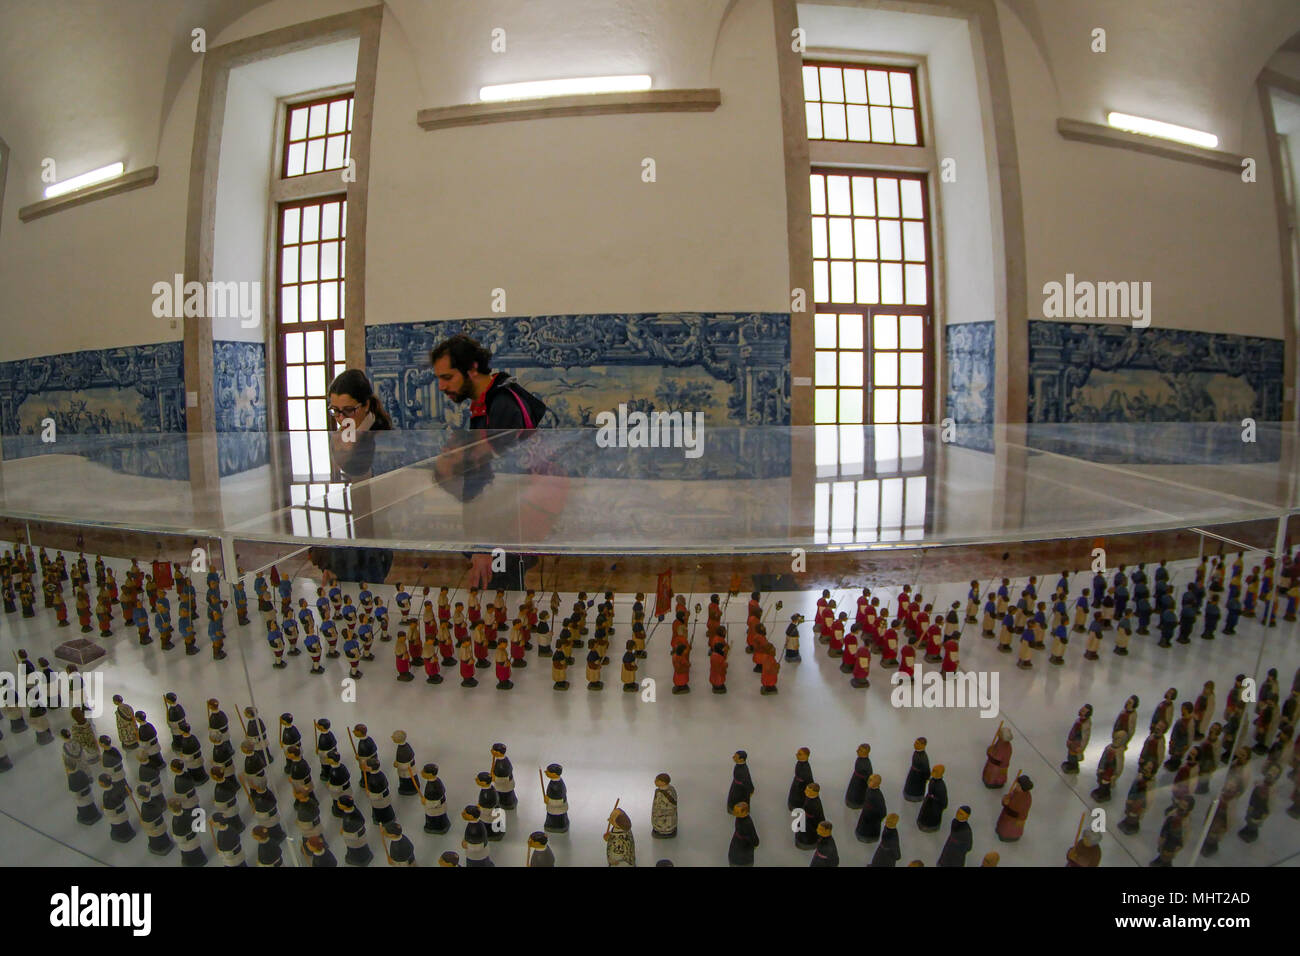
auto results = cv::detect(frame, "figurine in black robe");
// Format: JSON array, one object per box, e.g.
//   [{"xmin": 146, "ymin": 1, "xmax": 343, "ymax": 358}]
[
  {"xmin": 869, "ymin": 814, "xmax": 901, "ymax": 866},
  {"xmin": 844, "ymin": 743, "xmax": 873, "ymax": 808},
  {"xmin": 936, "ymin": 807, "xmax": 973, "ymax": 866},
  {"xmin": 384, "ymin": 822, "xmax": 416, "ymax": 866},
  {"xmin": 727, "ymin": 751, "xmax": 755, "ymax": 812},
  {"xmin": 809, "ymin": 821, "xmax": 839, "ymax": 867},
  {"xmin": 420, "ymin": 764, "xmax": 451, "ymax": 834},
  {"xmin": 903, "ymin": 738, "xmax": 930, "ymax": 802},
  {"xmin": 304, "ymin": 834, "xmax": 337, "ymax": 867},
  {"xmin": 855, "ymin": 774, "xmax": 887, "ymax": 842},
  {"xmin": 527, "ymin": 831, "xmax": 556, "ymax": 866},
  {"xmin": 338, "ymin": 795, "xmax": 374, "ymax": 866},
  {"xmin": 728, "ymin": 802, "xmax": 760, "ymax": 866},
  {"xmin": 787, "ymin": 747, "xmax": 813, "ymax": 811},
  {"xmin": 543, "ymin": 764, "xmax": 569, "ymax": 832},
  {"xmin": 916, "ymin": 766, "xmax": 948, "ymax": 831},
  {"xmin": 795, "ymin": 782, "xmax": 825, "ymax": 849}
]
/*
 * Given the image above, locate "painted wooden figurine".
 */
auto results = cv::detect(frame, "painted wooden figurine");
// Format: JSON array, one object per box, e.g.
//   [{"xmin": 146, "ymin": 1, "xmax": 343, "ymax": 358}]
[
  {"xmin": 995, "ymin": 774, "xmax": 1033, "ymax": 841},
  {"xmin": 1062, "ymin": 704, "xmax": 1093, "ymax": 774},
  {"xmin": 543, "ymin": 763, "xmax": 569, "ymax": 832},
  {"xmin": 787, "ymin": 747, "xmax": 813, "ymax": 810},
  {"xmin": 727, "ymin": 751, "xmax": 755, "ymax": 813},
  {"xmin": 728, "ymin": 801, "xmax": 760, "ymax": 866},
  {"xmin": 651, "ymin": 772, "xmax": 678, "ymax": 838},
  {"xmin": 903, "ymin": 737, "xmax": 930, "ymax": 801},
  {"xmin": 936, "ymin": 806, "xmax": 973, "ymax": 866},
  {"xmin": 868, "ymin": 813, "xmax": 902, "ymax": 867},
  {"xmin": 916, "ymin": 765, "xmax": 948, "ymax": 832},
  {"xmin": 604, "ymin": 806, "xmax": 636, "ymax": 866},
  {"xmin": 1091, "ymin": 730, "xmax": 1127, "ymax": 802},
  {"xmin": 855, "ymin": 774, "xmax": 887, "ymax": 843},
  {"xmin": 845, "ymin": 743, "xmax": 873, "ymax": 808},
  {"xmin": 983, "ymin": 725, "xmax": 1013, "ymax": 788}
]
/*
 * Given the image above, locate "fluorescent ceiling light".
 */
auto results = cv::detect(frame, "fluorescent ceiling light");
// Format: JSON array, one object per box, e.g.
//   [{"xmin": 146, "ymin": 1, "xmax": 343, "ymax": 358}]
[
  {"xmin": 43, "ymin": 162, "xmax": 125, "ymax": 199},
  {"xmin": 1106, "ymin": 112, "xmax": 1217, "ymax": 150},
  {"xmin": 480, "ymin": 74, "xmax": 652, "ymax": 102}
]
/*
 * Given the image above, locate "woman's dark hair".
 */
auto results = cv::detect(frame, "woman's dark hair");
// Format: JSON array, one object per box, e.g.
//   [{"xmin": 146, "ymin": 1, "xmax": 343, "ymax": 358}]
[
  {"xmin": 328, "ymin": 369, "xmax": 392, "ymax": 430},
  {"xmin": 430, "ymin": 334, "xmax": 492, "ymax": 377}
]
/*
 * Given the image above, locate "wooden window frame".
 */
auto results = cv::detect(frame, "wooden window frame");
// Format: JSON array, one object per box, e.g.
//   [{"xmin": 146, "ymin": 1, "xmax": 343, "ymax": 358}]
[{"xmin": 801, "ymin": 60, "xmax": 924, "ymax": 148}]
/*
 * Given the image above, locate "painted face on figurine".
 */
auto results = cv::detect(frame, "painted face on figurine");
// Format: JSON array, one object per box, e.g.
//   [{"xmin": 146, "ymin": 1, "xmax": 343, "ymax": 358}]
[{"xmin": 432, "ymin": 354, "xmax": 477, "ymax": 402}]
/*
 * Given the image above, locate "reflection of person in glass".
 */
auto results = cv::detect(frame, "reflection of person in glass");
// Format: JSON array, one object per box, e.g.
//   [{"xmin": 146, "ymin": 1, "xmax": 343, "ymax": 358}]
[
  {"xmin": 309, "ymin": 370, "xmax": 395, "ymax": 585},
  {"xmin": 430, "ymin": 334, "xmax": 548, "ymax": 590}
]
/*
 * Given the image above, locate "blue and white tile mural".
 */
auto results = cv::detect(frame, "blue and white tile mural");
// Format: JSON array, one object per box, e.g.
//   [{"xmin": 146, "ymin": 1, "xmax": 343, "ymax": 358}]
[
  {"xmin": 0, "ymin": 342, "xmax": 188, "ymax": 479},
  {"xmin": 944, "ymin": 321, "xmax": 995, "ymax": 452},
  {"xmin": 1026, "ymin": 321, "xmax": 1284, "ymax": 463},
  {"xmin": 214, "ymin": 340, "xmax": 269, "ymax": 475},
  {"xmin": 365, "ymin": 312, "xmax": 792, "ymax": 430}
]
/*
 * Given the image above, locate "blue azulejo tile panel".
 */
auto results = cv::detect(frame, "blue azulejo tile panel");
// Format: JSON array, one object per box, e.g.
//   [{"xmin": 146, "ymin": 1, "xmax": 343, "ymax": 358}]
[
  {"xmin": 1026, "ymin": 321, "xmax": 1283, "ymax": 463},
  {"xmin": 365, "ymin": 313, "xmax": 792, "ymax": 431},
  {"xmin": 0, "ymin": 341, "xmax": 188, "ymax": 479},
  {"xmin": 214, "ymin": 340, "xmax": 268, "ymax": 476},
  {"xmin": 944, "ymin": 321, "xmax": 995, "ymax": 453}
]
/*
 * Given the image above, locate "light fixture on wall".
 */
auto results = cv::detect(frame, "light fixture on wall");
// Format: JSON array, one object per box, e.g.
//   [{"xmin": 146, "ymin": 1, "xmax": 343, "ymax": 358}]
[
  {"xmin": 43, "ymin": 162, "xmax": 126, "ymax": 199},
  {"xmin": 1106, "ymin": 112, "xmax": 1218, "ymax": 150},
  {"xmin": 479, "ymin": 74, "xmax": 652, "ymax": 102}
]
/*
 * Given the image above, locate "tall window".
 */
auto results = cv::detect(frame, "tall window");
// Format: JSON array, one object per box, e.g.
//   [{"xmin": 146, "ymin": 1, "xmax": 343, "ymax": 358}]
[
  {"xmin": 802, "ymin": 62, "xmax": 921, "ymax": 146},
  {"xmin": 283, "ymin": 94, "xmax": 354, "ymax": 178}
]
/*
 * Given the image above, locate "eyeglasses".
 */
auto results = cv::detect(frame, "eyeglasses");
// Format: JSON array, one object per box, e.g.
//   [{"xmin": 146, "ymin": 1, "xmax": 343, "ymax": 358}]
[{"xmin": 327, "ymin": 404, "xmax": 360, "ymax": 418}]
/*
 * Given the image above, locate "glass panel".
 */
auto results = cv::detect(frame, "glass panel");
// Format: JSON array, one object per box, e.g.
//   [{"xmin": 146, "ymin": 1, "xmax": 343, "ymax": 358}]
[
  {"xmin": 299, "ymin": 244, "xmax": 318, "ymax": 283},
  {"xmin": 321, "ymin": 282, "xmax": 339, "ymax": 321},
  {"xmin": 814, "ymin": 313, "xmax": 837, "ymax": 348},
  {"xmin": 280, "ymin": 287, "xmax": 298, "ymax": 324},
  {"xmin": 301, "ymin": 205, "xmax": 319, "ymax": 242},
  {"xmin": 813, "ymin": 260, "xmax": 829, "ymax": 302},
  {"xmin": 289, "ymin": 107, "xmax": 308, "ymax": 141},
  {"xmin": 880, "ymin": 263, "xmax": 904, "ymax": 304},
  {"xmin": 333, "ymin": 329, "xmax": 345, "ymax": 356},
  {"xmin": 310, "ymin": 431, "xmax": 332, "ymax": 475},
  {"xmin": 866, "ymin": 70, "xmax": 891, "ymax": 104},
  {"xmin": 339, "ymin": 242, "xmax": 346, "ymax": 283},
  {"xmin": 283, "ymin": 331, "xmax": 304, "ymax": 364},
  {"xmin": 870, "ymin": 106, "xmax": 894, "ymax": 143},
  {"xmin": 899, "ymin": 314, "xmax": 924, "ymax": 349},
  {"xmin": 802, "ymin": 65, "xmax": 821, "ymax": 101},
  {"xmin": 811, "ymin": 217, "xmax": 828, "ymax": 258},
  {"xmin": 876, "ymin": 178, "xmax": 900, "ymax": 218},
  {"xmin": 838, "ymin": 423, "xmax": 865, "ymax": 469},
  {"xmin": 846, "ymin": 105, "xmax": 870, "ymax": 141},
  {"xmin": 900, "ymin": 179, "xmax": 923, "ymax": 219},
  {"xmin": 814, "ymin": 480, "xmax": 830, "ymax": 529},
  {"xmin": 819, "ymin": 66, "xmax": 844, "ymax": 102},
  {"xmin": 843, "ymin": 68, "xmax": 867, "ymax": 104},
  {"xmin": 809, "ymin": 175, "xmax": 826, "ymax": 215},
  {"xmin": 900, "ymin": 352, "xmax": 924, "ymax": 387},
  {"xmin": 905, "ymin": 475, "xmax": 926, "ymax": 526},
  {"xmin": 899, "ymin": 424, "xmax": 923, "ymax": 460},
  {"xmin": 305, "ymin": 330, "xmax": 325, "ymax": 363},
  {"xmin": 854, "ymin": 219, "xmax": 877, "ymax": 259},
  {"xmin": 826, "ymin": 176, "xmax": 851, "ymax": 215},
  {"xmin": 890, "ymin": 72, "xmax": 913, "ymax": 107},
  {"xmin": 290, "ymin": 484, "xmax": 307, "ymax": 505},
  {"xmin": 328, "ymin": 99, "xmax": 348, "ymax": 133},
  {"xmin": 281, "ymin": 247, "xmax": 298, "ymax": 284},
  {"xmin": 282, "ymin": 207, "xmax": 300, "ymax": 244},
  {"xmin": 900, "ymin": 388, "xmax": 923, "ymax": 423},
  {"xmin": 878, "ymin": 220, "xmax": 902, "ymax": 260},
  {"xmin": 305, "ymin": 139, "xmax": 325, "ymax": 174},
  {"xmin": 838, "ymin": 313, "xmax": 863, "ymax": 350},
  {"xmin": 300, "ymin": 284, "xmax": 319, "ymax": 323},
  {"xmin": 905, "ymin": 264, "xmax": 928, "ymax": 305},
  {"xmin": 880, "ymin": 477, "xmax": 904, "ymax": 527},
  {"xmin": 285, "ymin": 365, "xmax": 305, "ymax": 398},
  {"xmin": 856, "ymin": 480, "xmax": 879, "ymax": 535},
  {"xmin": 830, "ymin": 260, "xmax": 855, "ymax": 303},
  {"xmin": 830, "ymin": 481, "xmax": 854, "ymax": 536},
  {"xmin": 286, "ymin": 142, "xmax": 305, "ymax": 177},
  {"xmin": 321, "ymin": 203, "xmax": 340, "ymax": 240},
  {"xmin": 903, "ymin": 220, "xmax": 926, "ymax": 261},
  {"xmin": 855, "ymin": 262, "xmax": 878, "ymax": 304},
  {"xmin": 288, "ymin": 399, "xmax": 306, "ymax": 431},
  {"xmin": 348, "ymin": 99, "xmax": 354, "ymax": 128},
  {"xmin": 838, "ymin": 389, "xmax": 863, "ymax": 424},
  {"xmin": 289, "ymin": 431, "xmax": 310, "ymax": 475},
  {"xmin": 805, "ymin": 102, "xmax": 823, "ymax": 139},
  {"xmin": 308, "ymin": 103, "xmax": 327, "ymax": 137},
  {"xmin": 815, "ymin": 351, "xmax": 837, "ymax": 386},
  {"xmin": 307, "ymin": 397, "xmax": 328, "ymax": 430},
  {"xmin": 894, "ymin": 110, "xmax": 918, "ymax": 146},
  {"xmin": 875, "ymin": 425, "xmax": 899, "ymax": 464},
  {"xmin": 340, "ymin": 201, "xmax": 347, "ymax": 237},
  {"xmin": 306, "ymin": 364, "xmax": 326, "ymax": 398},
  {"xmin": 822, "ymin": 103, "xmax": 847, "ymax": 140},
  {"xmin": 851, "ymin": 176, "xmax": 875, "ymax": 216},
  {"xmin": 838, "ymin": 352, "xmax": 863, "ymax": 387},
  {"xmin": 874, "ymin": 352, "xmax": 898, "ymax": 387},
  {"xmin": 828, "ymin": 217, "xmax": 853, "ymax": 258},
  {"xmin": 333, "ymin": 363, "xmax": 346, "ymax": 381},
  {"xmin": 320, "ymin": 242, "xmax": 339, "ymax": 280},
  {"xmin": 309, "ymin": 510, "xmax": 329, "ymax": 537},
  {"xmin": 814, "ymin": 388, "xmax": 837, "ymax": 424},
  {"xmin": 874, "ymin": 314, "xmax": 898, "ymax": 350},
  {"xmin": 325, "ymin": 136, "xmax": 345, "ymax": 170}
]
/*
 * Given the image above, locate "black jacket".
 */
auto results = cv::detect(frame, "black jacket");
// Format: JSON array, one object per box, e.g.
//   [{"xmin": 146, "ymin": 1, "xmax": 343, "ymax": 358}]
[{"xmin": 470, "ymin": 373, "xmax": 548, "ymax": 430}]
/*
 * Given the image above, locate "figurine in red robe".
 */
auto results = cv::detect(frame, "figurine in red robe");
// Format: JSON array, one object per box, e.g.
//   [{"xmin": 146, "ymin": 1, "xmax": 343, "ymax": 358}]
[
  {"xmin": 394, "ymin": 635, "xmax": 413, "ymax": 682},
  {"xmin": 941, "ymin": 638, "xmax": 959, "ymax": 674},
  {"xmin": 494, "ymin": 642, "xmax": 513, "ymax": 690},
  {"xmin": 671, "ymin": 644, "xmax": 691, "ymax": 694},
  {"xmin": 840, "ymin": 629, "xmax": 858, "ymax": 674},
  {"xmin": 898, "ymin": 643, "xmax": 916, "ymax": 680},
  {"xmin": 851, "ymin": 642, "xmax": 870, "ymax": 688},
  {"xmin": 982, "ymin": 725, "xmax": 1012, "ymax": 788},
  {"xmin": 759, "ymin": 642, "xmax": 780, "ymax": 694},
  {"xmin": 880, "ymin": 624, "xmax": 899, "ymax": 667},
  {"xmin": 995, "ymin": 775, "xmax": 1033, "ymax": 841},
  {"xmin": 709, "ymin": 638, "xmax": 729, "ymax": 694}
]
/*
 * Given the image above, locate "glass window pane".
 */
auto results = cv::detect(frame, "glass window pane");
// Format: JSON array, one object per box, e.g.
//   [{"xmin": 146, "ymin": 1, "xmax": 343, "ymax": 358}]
[
  {"xmin": 805, "ymin": 102, "xmax": 823, "ymax": 139},
  {"xmin": 281, "ymin": 247, "xmax": 298, "ymax": 284},
  {"xmin": 814, "ymin": 481, "xmax": 830, "ymax": 531},
  {"xmin": 874, "ymin": 389, "xmax": 898, "ymax": 425},
  {"xmin": 309, "ymin": 510, "xmax": 330, "ymax": 537},
  {"xmin": 333, "ymin": 329, "xmax": 345, "ymax": 355},
  {"xmin": 876, "ymin": 178, "xmax": 900, "ymax": 218},
  {"xmin": 300, "ymin": 244, "xmax": 318, "ymax": 283},
  {"xmin": 880, "ymin": 477, "xmax": 904, "ymax": 527},
  {"xmin": 900, "ymin": 179, "xmax": 923, "ymax": 219},
  {"xmin": 290, "ymin": 484, "xmax": 307, "ymax": 505},
  {"xmin": 307, "ymin": 397, "xmax": 327, "ymax": 430},
  {"xmin": 894, "ymin": 110, "xmax": 918, "ymax": 145},
  {"xmin": 903, "ymin": 220, "xmax": 926, "ymax": 261},
  {"xmin": 325, "ymin": 136, "xmax": 345, "ymax": 170},
  {"xmin": 305, "ymin": 330, "xmax": 325, "ymax": 363},
  {"xmin": 900, "ymin": 352, "xmax": 924, "ymax": 387},
  {"xmin": 822, "ymin": 103, "xmax": 847, "ymax": 140},
  {"xmin": 866, "ymin": 70, "xmax": 891, "ymax": 104},
  {"xmin": 874, "ymin": 424, "xmax": 900, "ymax": 464},
  {"xmin": 289, "ymin": 432, "xmax": 310, "ymax": 476},
  {"xmin": 288, "ymin": 399, "xmax": 306, "ymax": 431},
  {"xmin": 843, "ymin": 68, "xmax": 867, "ymax": 104},
  {"xmin": 816, "ymin": 351, "xmax": 838, "ymax": 386},
  {"xmin": 905, "ymin": 475, "xmax": 926, "ymax": 526},
  {"xmin": 815, "ymin": 313, "xmax": 837, "ymax": 348},
  {"xmin": 813, "ymin": 260, "xmax": 829, "ymax": 303},
  {"xmin": 870, "ymin": 106, "xmax": 894, "ymax": 143},
  {"xmin": 328, "ymin": 99, "xmax": 348, "ymax": 133},
  {"xmin": 289, "ymin": 107, "xmax": 308, "ymax": 141},
  {"xmin": 846, "ymin": 105, "xmax": 870, "ymax": 141},
  {"xmin": 905, "ymin": 264, "xmax": 928, "ymax": 305},
  {"xmin": 874, "ymin": 314, "xmax": 898, "ymax": 350},
  {"xmin": 348, "ymin": 99, "xmax": 354, "ymax": 127},
  {"xmin": 878, "ymin": 220, "xmax": 902, "ymax": 260},
  {"xmin": 880, "ymin": 263, "xmax": 904, "ymax": 304},
  {"xmin": 890, "ymin": 72, "xmax": 914, "ymax": 107},
  {"xmin": 285, "ymin": 365, "xmax": 305, "ymax": 398},
  {"xmin": 802, "ymin": 65, "xmax": 821, "ymax": 102},
  {"xmin": 853, "ymin": 219, "xmax": 877, "ymax": 260},
  {"xmin": 900, "ymin": 424, "xmax": 923, "ymax": 460},
  {"xmin": 828, "ymin": 217, "xmax": 853, "ymax": 258},
  {"xmin": 819, "ymin": 66, "xmax": 844, "ymax": 102},
  {"xmin": 340, "ymin": 201, "xmax": 347, "ymax": 237},
  {"xmin": 855, "ymin": 262, "xmax": 878, "ymax": 304},
  {"xmin": 286, "ymin": 142, "xmax": 305, "ymax": 177},
  {"xmin": 810, "ymin": 176, "xmax": 826, "ymax": 215},
  {"xmin": 838, "ymin": 423, "xmax": 865, "ymax": 470},
  {"xmin": 838, "ymin": 389, "xmax": 863, "ymax": 424},
  {"xmin": 308, "ymin": 103, "xmax": 327, "ymax": 137},
  {"xmin": 306, "ymin": 364, "xmax": 327, "ymax": 397},
  {"xmin": 301, "ymin": 284, "xmax": 319, "ymax": 323},
  {"xmin": 280, "ymin": 287, "xmax": 298, "ymax": 324},
  {"xmin": 282, "ymin": 207, "xmax": 300, "ymax": 244},
  {"xmin": 283, "ymin": 332, "xmax": 304, "ymax": 364},
  {"xmin": 339, "ymin": 242, "xmax": 346, "ymax": 282},
  {"xmin": 305, "ymin": 138, "xmax": 325, "ymax": 174},
  {"xmin": 830, "ymin": 260, "xmax": 855, "ymax": 303},
  {"xmin": 321, "ymin": 241, "xmax": 340, "ymax": 280},
  {"xmin": 333, "ymin": 364, "xmax": 346, "ymax": 381},
  {"xmin": 856, "ymin": 480, "xmax": 879, "ymax": 536},
  {"xmin": 839, "ymin": 352, "xmax": 863, "ymax": 387},
  {"xmin": 899, "ymin": 314, "xmax": 924, "ymax": 349},
  {"xmin": 310, "ymin": 431, "xmax": 331, "ymax": 475},
  {"xmin": 830, "ymin": 481, "xmax": 854, "ymax": 537},
  {"xmin": 811, "ymin": 216, "xmax": 828, "ymax": 258},
  {"xmin": 900, "ymin": 389, "xmax": 923, "ymax": 423},
  {"xmin": 826, "ymin": 176, "xmax": 851, "ymax": 215},
  {"xmin": 838, "ymin": 313, "xmax": 863, "ymax": 349},
  {"xmin": 874, "ymin": 352, "xmax": 898, "ymax": 387},
  {"xmin": 814, "ymin": 388, "xmax": 837, "ymax": 424},
  {"xmin": 321, "ymin": 202, "xmax": 340, "ymax": 240},
  {"xmin": 851, "ymin": 176, "xmax": 875, "ymax": 216},
  {"xmin": 814, "ymin": 424, "xmax": 839, "ymax": 469},
  {"xmin": 321, "ymin": 282, "xmax": 339, "ymax": 321},
  {"xmin": 301, "ymin": 205, "xmax": 319, "ymax": 242}
]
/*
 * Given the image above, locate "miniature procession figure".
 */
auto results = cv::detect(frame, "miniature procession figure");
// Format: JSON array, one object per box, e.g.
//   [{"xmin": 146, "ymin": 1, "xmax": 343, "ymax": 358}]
[
  {"xmin": 868, "ymin": 813, "xmax": 902, "ymax": 867},
  {"xmin": 543, "ymin": 763, "xmax": 569, "ymax": 832},
  {"xmin": 787, "ymin": 747, "xmax": 813, "ymax": 811},
  {"xmin": 845, "ymin": 743, "xmax": 873, "ymax": 808},
  {"xmin": 1062, "ymin": 705, "xmax": 1092, "ymax": 774},
  {"xmin": 604, "ymin": 806, "xmax": 636, "ymax": 866},
  {"xmin": 983, "ymin": 724, "xmax": 1013, "ymax": 789},
  {"xmin": 916, "ymin": 765, "xmax": 948, "ymax": 832},
  {"xmin": 651, "ymin": 772, "xmax": 678, "ymax": 838},
  {"xmin": 903, "ymin": 737, "xmax": 930, "ymax": 801},
  {"xmin": 855, "ymin": 774, "xmax": 887, "ymax": 843},
  {"xmin": 995, "ymin": 775, "xmax": 1033, "ymax": 841},
  {"xmin": 727, "ymin": 751, "xmax": 755, "ymax": 813},
  {"xmin": 936, "ymin": 806, "xmax": 973, "ymax": 866},
  {"xmin": 728, "ymin": 802, "xmax": 760, "ymax": 866}
]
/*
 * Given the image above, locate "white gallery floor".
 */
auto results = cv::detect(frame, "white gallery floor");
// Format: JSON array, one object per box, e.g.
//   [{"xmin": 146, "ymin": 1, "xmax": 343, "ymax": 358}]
[{"xmin": 1, "ymin": 553, "xmax": 1297, "ymax": 867}]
